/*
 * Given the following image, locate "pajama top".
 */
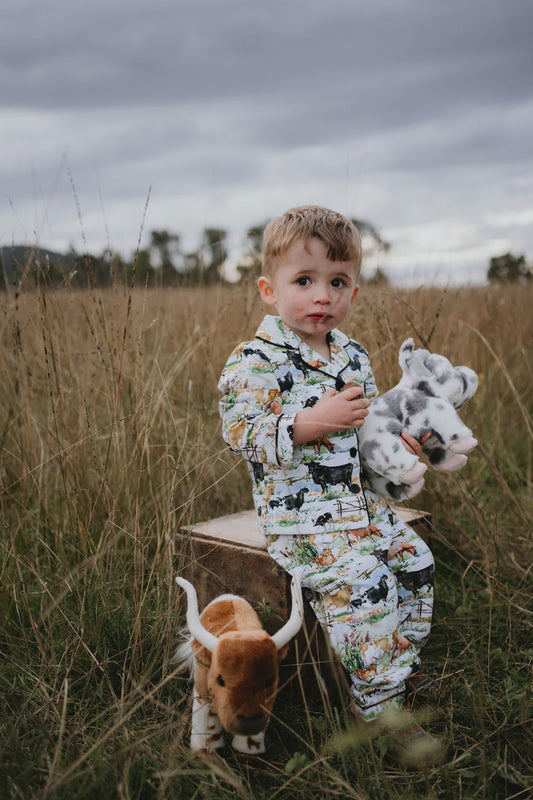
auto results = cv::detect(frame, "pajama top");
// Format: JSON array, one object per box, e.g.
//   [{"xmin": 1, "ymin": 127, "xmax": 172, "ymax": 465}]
[{"xmin": 218, "ymin": 315, "xmax": 379, "ymax": 537}]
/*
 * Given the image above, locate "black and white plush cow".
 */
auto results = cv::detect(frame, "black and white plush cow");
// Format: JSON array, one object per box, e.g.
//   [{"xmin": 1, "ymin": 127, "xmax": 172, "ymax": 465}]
[{"xmin": 358, "ymin": 338, "xmax": 478, "ymax": 503}]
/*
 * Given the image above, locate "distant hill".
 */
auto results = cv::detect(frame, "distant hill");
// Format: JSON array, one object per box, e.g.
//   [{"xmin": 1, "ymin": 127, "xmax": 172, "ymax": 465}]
[{"xmin": 0, "ymin": 245, "xmax": 76, "ymax": 287}]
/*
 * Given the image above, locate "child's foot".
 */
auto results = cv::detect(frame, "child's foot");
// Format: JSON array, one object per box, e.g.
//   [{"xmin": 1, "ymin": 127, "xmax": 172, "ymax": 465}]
[
  {"xmin": 406, "ymin": 672, "xmax": 440, "ymax": 706},
  {"xmin": 387, "ymin": 720, "xmax": 444, "ymax": 768}
]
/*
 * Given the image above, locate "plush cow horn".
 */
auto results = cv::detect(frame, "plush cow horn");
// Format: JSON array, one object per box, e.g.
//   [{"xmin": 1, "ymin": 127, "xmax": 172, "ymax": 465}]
[
  {"xmin": 271, "ymin": 567, "xmax": 305, "ymax": 650},
  {"xmin": 175, "ymin": 576, "xmax": 218, "ymax": 653}
]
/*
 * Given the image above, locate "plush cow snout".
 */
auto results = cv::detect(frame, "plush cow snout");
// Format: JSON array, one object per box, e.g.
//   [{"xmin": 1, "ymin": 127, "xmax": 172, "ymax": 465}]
[{"xmin": 233, "ymin": 713, "xmax": 266, "ymax": 736}]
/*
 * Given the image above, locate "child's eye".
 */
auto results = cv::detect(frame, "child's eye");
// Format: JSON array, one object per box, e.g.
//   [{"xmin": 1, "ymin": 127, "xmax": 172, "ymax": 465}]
[
  {"xmin": 331, "ymin": 278, "xmax": 346, "ymax": 288},
  {"xmin": 296, "ymin": 276, "xmax": 310, "ymax": 286}
]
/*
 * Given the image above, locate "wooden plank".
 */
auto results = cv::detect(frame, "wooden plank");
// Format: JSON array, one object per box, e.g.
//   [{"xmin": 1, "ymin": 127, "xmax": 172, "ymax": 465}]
[
  {"xmin": 181, "ymin": 509, "xmax": 265, "ymax": 549},
  {"xmin": 179, "ymin": 506, "xmax": 431, "ymax": 549}
]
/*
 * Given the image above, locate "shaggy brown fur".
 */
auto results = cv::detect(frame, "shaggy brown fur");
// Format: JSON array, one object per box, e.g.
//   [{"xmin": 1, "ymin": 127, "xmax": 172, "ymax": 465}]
[{"xmin": 191, "ymin": 597, "xmax": 288, "ymax": 736}]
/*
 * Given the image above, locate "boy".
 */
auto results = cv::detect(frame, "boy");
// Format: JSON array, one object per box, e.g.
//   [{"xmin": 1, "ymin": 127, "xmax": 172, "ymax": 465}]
[{"xmin": 218, "ymin": 206, "xmax": 438, "ymax": 760}]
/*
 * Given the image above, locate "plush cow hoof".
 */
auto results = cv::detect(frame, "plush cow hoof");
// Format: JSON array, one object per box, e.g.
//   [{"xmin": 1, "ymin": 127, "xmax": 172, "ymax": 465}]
[
  {"xmin": 450, "ymin": 437, "xmax": 478, "ymax": 455},
  {"xmin": 435, "ymin": 453, "xmax": 468, "ymax": 472},
  {"xmin": 191, "ymin": 740, "xmax": 224, "ymax": 754},
  {"xmin": 232, "ymin": 733, "xmax": 265, "ymax": 755},
  {"xmin": 191, "ymin": 729, "xmax": 225, "ymax": 753},
  {"xmin": 400, "ymin": 462, "xmax": 427, "ymax": 484}
]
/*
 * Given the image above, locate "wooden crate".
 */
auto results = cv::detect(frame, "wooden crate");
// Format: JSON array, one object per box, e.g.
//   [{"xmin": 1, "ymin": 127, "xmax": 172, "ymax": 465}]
[{"xmin": 174, "ymin": 506, "xmax": 431, "ymax": 706}]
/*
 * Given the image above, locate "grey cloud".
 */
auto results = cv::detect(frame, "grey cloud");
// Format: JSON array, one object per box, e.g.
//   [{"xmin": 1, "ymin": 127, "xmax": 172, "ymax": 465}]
[{"xmin": 3, "ymin": 0, "xmax": 532, "ymax": 111}]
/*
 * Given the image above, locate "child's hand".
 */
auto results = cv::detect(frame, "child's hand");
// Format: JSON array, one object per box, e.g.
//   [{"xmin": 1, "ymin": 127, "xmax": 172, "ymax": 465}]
[
  {"xmin": 293, "ymin": 385, "xmax": 370, "ymax": 445},
  {"xmin": 312, "ymin": 385, "xmax": 371, "ymax": 431},
  {"xmin": 400, "ymin": 431, "xmax": 431, "ymax": 457}
]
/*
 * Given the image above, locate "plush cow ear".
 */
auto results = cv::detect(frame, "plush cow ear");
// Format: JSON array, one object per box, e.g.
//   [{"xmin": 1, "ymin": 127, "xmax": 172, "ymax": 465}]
[
  {"xmin": 192, "ymin": 639, "xmax": 213, "ymax": 667},
  {"xmin": 277, "ymin": 643, "xmax": 289, "ymax": 661},
  {"xmin": 451, "ymin": 366, "xmax": 479, "ymax": 407},
  {"xmin": 399, "ymin": 338, "xmax": 432, "ymax": 379},
  {"xmin": 459, "ymin": 366, "xmax": 478, "ymax": 395}
]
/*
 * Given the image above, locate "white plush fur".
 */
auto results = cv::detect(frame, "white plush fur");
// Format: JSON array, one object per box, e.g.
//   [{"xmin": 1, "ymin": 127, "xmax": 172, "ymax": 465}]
[{"xmin": 359, "ymin": 338, "xmax": 478, "ymax": 503}]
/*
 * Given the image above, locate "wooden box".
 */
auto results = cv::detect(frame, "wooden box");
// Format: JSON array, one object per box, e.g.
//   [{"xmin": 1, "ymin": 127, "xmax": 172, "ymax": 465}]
[{"xmin": 174, "ymin": 507, "xmax": 431, "ymax": 707}]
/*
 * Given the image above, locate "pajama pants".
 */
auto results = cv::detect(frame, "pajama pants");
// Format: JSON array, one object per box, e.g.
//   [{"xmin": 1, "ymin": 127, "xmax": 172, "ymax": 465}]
[{"xmin": 265, "ymin": 492, "xmax": 434, "ymax": 720}]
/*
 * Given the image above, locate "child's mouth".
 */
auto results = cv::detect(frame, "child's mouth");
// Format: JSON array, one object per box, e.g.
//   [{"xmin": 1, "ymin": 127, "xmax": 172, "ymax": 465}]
[{"xmin": 308, "ymin": 314, "xmax": 331, "ymax": 322}]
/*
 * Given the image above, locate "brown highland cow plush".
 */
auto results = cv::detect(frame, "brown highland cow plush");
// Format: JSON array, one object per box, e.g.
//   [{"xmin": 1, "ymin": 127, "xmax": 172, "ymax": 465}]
[{"xmin": 175, "ymin": 571, "xmax": 304, "ymax": 754}]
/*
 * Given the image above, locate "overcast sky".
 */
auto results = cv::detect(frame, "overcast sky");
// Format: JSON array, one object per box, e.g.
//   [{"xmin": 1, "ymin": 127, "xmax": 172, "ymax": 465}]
[{"xmin": 2, "ymin": 0, "xmax": 532, "ymax": 285}]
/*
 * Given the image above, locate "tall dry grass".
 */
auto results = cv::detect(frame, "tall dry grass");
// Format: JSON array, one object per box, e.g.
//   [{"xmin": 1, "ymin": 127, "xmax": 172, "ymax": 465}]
[{"xmin": 0, "ymin": 277, "xmax": 531, "ymax": 799}]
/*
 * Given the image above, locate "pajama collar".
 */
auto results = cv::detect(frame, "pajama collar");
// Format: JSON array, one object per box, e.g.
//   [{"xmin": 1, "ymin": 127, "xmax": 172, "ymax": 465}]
[{"xmin": 254, "ymin": 315, "xmax": 354, "ymax": 391}]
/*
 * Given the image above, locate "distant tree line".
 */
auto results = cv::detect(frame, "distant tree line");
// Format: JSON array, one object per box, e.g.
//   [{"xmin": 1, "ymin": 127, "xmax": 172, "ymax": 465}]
[
  {"xmin": 487, "ymin": 252, "xmax": 532, "ymax": 284},
  {"xmin": 0, "ymin": 227, "xmax": 233, "ymax": 291},
  {"xmin": 2, "ymin": 221, "xmax": 528, "ymax": 290},
  {"xmin": 0, "ymin": 219, "xmax": 392, "ymax": 291}
]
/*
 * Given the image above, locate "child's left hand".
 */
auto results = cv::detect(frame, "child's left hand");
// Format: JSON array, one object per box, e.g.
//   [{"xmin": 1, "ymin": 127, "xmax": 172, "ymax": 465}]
[{"xmin": 400, "ymin": 431, "xmax": 431, "ymax": 457}]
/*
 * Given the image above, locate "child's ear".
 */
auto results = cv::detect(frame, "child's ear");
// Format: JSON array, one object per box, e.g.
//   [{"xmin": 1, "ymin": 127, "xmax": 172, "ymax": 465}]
[
  {"xmin": 350, "ymin": 285, "xmax": 360, "ymax": 305},
  {"xmin": 257, "ymin": 275, "xmax": 277, "ymax": 307}
]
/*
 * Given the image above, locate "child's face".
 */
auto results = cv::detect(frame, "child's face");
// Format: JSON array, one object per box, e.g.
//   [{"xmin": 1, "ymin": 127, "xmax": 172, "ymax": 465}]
[{"xmin": 258, "ymin": 237, "xmax": 359, "ymax": 353}]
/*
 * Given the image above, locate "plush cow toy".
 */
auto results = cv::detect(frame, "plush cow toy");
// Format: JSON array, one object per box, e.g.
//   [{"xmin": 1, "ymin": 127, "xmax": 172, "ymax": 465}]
[
  {"xmin": 175, "ymin": 571, "xmax": 304, "ymax": 755},
  {"xmin": 358, "ymin": 338, "xmax": 478, "ymax": 503}
]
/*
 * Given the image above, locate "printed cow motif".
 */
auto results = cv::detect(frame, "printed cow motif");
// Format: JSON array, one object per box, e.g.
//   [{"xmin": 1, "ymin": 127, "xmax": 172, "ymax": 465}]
[
  {"xmin": 268, "ymin": 487, "xmax": 309, "ymax": 511},
  {"xmin": 323, "ymin": 587, "xmax": 352, "ymax": 611},
  {"xmin": 396, "ymin": 564, "xmax": 435, "ymax": 595},
  {"xmin": 359, "ymin": 338, "xmax": 478, "ymax": 503},
  {"xmin": 314, "ymin": 512, "xmax": 334, "ymax": 527},
  {"xmin": 350, "ymin": 574, "xmax": 390, "ymax": 608},
  {"xmin": 308, "ymin": 459, "xmax": 360, "ymax": 494}
]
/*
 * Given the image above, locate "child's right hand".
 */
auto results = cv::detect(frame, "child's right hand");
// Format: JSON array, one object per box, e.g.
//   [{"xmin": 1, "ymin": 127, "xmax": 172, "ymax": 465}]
[
  {"xmin": 320, "ymin": 385, "xmax": 371, "ymax": 428},
  {"xmin": 293, "ymin": 384, "xmax": 370, "ymax": 445}
]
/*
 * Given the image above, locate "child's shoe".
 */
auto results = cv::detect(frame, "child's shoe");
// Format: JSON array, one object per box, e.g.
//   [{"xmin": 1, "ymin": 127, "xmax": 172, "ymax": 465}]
[
  {"xmin": 386, "ymin": 719, "xmax": 444, "ymax": 768},
  {"xmin": 406, "ymin": 672, "xmax": 440, "ymax": 706}
]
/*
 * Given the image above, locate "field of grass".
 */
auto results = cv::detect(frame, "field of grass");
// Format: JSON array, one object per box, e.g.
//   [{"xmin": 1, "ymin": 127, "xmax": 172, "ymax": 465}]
[{"xmin": 0, "ymin": 278, "xmax": 531, "ymax": 799}]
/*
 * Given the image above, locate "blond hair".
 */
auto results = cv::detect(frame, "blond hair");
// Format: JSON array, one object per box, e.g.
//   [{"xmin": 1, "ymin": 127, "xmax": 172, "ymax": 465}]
[{"xmin": 262, "ymin": 205, "xmax": 362, "ymax": 278}]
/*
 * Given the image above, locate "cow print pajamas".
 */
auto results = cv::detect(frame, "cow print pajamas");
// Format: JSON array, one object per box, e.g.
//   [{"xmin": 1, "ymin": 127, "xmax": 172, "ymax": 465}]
[
  {"xmin": 219, "ymin": 315, "xmax": 434, "ymax": 718},
  {"xmin": 265, "ymin": 495, "xmax": 433, "ymax": 719}
]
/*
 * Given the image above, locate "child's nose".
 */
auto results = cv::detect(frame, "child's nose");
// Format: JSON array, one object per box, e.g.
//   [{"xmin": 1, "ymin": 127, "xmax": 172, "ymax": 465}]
[{"xmin": 313, "ymin": 285, "xmax": 331, "ymax": 304}]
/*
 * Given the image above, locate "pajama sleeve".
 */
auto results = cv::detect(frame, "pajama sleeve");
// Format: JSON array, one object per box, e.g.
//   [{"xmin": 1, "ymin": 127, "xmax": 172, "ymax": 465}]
[
  {"xmin": 218, "ymin": 346, "xmax": 297, "ymax": 467},
  {"xmin": 364, "ymin": 362, "xmax": 379, "ymax": 402}
]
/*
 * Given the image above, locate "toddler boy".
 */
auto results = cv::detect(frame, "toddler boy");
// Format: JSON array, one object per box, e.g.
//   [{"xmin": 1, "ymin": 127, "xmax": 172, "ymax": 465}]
[{"xmin": 218, "ymin": 206, "xmax": 438, "ymax": 758}]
